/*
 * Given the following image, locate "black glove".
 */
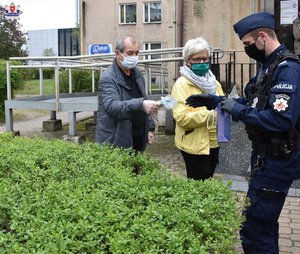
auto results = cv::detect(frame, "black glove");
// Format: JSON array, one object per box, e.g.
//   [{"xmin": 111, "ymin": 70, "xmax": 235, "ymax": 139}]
[
  {"xmin": 221, "ymin": 98, "xmax": 236, "ymax": 113},
  {"xmin": 244, "ymin": 78, "xmax": 256, "ymax": 99},
  {"xmin": 185, "ymin": 94, "xmax": 222, "ymax": 110}
]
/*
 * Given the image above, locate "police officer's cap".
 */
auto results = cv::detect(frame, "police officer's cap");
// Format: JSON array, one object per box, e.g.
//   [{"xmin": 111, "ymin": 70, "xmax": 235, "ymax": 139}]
[{"xmin": 233, "ymin": 12, "xmax": 275, "ymax": 39}]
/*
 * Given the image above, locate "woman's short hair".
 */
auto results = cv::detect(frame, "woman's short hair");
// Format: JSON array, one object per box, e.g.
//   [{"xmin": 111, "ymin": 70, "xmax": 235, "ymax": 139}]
[{"xmin": 182, "ymin": 37, "xmax": 211, "ymax": 63}]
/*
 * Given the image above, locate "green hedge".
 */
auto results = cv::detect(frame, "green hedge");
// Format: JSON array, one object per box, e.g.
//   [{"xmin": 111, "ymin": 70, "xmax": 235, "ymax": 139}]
[
  {"xmin": 0, "ymin": 133, "xmax": 243, "ymax": 253},
  {"xmin": 60, "ymin": 69, "xmax": 100, "ymax": 93},
  {"xmin": 0, "ymin": 60, "xmax": 26, "ymax": 120},
  {"xmin": 25, "ymin": 68, "xmax": 55, "ymax": 80}
]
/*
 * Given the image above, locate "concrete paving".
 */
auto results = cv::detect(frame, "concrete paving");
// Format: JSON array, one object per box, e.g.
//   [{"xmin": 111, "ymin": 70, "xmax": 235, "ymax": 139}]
[{"xmin": 1, "ymin": 114, "xmax": 300, "ymax": 253}]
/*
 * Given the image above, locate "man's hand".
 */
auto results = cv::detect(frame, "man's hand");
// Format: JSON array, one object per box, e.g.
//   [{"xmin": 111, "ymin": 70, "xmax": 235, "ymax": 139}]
[
  {"xmin": 148, "ymin": 131, "xmax": 155, "ymax": 144},
  {"xmin": 143, "ymin": 100, "xmax": 161, "ymax": 114},
  {"xmin": 186, "ymin": 94, "xmax": 221, "ymax": 110},
  {"xmin": 221, "ymin": 98, "xmax": 236, "ymax": 113}
]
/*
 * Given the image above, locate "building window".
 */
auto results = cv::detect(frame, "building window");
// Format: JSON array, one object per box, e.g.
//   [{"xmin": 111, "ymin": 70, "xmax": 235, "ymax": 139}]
[
  {"xmin": 58, "ymin": 28, "xmax": 79, "ymax": 56},
  {"xmin": 120, "ymin": 4, "xmax": 136, "ymax": 24},
  {"xmin": 144, "ymin": 42, "xmax": 161, "ymax": 59},
  {"xmin": 144, "ymin": 2, "xmax": 161, "ymax": 23}
]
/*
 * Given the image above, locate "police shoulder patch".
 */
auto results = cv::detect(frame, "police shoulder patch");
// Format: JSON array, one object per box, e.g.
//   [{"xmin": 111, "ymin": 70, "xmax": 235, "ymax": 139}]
[
  {"xmin": 273, "ymin": 95, "xmax": 289, "ymax": 112},
  {"xmin": 271, "ymin": 83, "xmax": 295, "ymax": 93}
]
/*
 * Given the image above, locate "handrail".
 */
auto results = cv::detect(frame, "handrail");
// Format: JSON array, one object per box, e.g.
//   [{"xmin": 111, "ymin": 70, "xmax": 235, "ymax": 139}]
[
  {"xmin": 8, "ymin": 47, "xmax": 185, "ymax": 61},
  {"xmin": 6, "ymin": 47, "xmax": 256, "ymax": 110}
]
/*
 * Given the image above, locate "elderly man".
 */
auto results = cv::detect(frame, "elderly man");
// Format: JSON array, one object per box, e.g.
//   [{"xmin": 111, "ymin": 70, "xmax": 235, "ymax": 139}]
[
  {"xmin": 96, "ymin": 35, "xmax": 160, "ymax": 151},
  {"xmin": 186, "ymin": 12, "xmax": 300, "ymax": 253}
]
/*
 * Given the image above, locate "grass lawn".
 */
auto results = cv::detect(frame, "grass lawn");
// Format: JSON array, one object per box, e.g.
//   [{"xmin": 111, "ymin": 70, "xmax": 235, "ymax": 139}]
[{"xmin": 16, "ymin": 79, "xmax": 55, "ymax": 96}]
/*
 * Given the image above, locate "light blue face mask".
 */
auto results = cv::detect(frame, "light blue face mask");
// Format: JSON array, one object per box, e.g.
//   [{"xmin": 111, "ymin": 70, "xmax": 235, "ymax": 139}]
[
  {"xmin": 120, "ymin": 53, "xmax": 139, "ymax": 69},
  {"xmin": 191, "ymin": 63, "xmax": 210, "ymax": 76}
]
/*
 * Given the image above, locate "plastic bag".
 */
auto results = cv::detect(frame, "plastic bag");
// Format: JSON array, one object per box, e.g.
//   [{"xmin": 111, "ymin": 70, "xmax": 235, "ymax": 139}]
[
  {"xmin": 217, "ymin": 102, "xmax": 231, "ymax": 143},
  {"xmin": 228, "ymin": 85, "xmax": 240, "ymax": 99}
]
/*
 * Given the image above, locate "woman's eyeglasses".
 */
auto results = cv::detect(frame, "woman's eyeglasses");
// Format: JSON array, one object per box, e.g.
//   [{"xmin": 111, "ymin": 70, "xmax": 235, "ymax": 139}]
[{"xmin": 190, "ymin": 57, "xmax": 209, "ymax": 63}]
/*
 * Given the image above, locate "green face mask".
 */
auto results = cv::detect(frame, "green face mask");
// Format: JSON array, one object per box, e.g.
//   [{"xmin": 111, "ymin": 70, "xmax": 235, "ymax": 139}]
[{"xmin": 191, "ymin": 63, "xmax": 210, "ymax": 76}]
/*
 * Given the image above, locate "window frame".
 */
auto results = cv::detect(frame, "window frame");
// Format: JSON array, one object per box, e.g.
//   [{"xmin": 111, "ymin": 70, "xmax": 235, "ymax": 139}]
[
  {"xmin": 143, "ymin": 42, "xmax": 162, "ymax": 60},
  {"xmin": 143, "ymin": 2, "xmax": 162, "ymax": 23},
  {"xmin": 119, "ymin": 3, "xmax": 137, "ymax": 24}
]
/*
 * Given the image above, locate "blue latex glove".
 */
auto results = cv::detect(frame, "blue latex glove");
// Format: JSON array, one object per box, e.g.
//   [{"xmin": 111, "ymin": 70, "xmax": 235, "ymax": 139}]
[
  {"xmin": 221, "ymin": 98, "xmax": 236, "ymax": 113},
  {"xmin": 185, "ymin": 94, "xmax": 223, "ymax": 110}
]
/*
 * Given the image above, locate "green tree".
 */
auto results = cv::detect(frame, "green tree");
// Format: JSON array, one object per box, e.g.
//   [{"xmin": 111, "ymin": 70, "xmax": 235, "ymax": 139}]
[
  {"xmin": 72, "ymin": 23, "xmax": 80, "ymax": 39},
  {"xmin": 43, "ymin": 48, "xmax": 55, "ymax": 56},
  {"xmin": 0, "ymin": 6, "xmax": 27, "ymax": 59}
]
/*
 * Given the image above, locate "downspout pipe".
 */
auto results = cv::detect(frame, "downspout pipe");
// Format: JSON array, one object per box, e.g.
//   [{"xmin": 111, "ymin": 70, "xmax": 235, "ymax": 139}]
[
  {"xmin": 176, "ymin": 0, "xmax": 184, "ymax": 48},
  {"xmin": 175, "ymin": 0, "xmax": 184, "ymax": 80}
]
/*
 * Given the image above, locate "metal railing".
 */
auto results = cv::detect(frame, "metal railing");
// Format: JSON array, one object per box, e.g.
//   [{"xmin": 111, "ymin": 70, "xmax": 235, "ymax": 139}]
[{"xmin": 7, "ymin": 47, "xmax": 257, "ymax": 111}]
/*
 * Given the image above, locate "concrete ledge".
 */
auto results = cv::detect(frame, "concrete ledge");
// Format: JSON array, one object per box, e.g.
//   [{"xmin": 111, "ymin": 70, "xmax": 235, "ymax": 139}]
[
  {"xmin": 62, "ymin": 135, "xmax": 85, "ymax": 144},
  {"xmin": 43, "ymin": 119, "xmax": 62, "ymax": 132}
]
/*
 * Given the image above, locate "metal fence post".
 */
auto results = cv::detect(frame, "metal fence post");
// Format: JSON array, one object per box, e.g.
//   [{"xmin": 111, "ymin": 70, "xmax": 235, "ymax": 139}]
[
  {"xmin": 39, "ymin": 68, "xmax": 44, "ymax": 95},
  {"xmin": 6, "ymin": 61, "xmax": 11, "ymax": 100},
  {"xmin": 144, "ymin": 63, "xmax": 149, "ymax": 95},
  {"xmin": 160, "ymin": 67, "xmax": 164, "ymax": 94},
  {"xmin": 69, "ymin": 68, "xmax": 73, "ymax": 94},
  {"xmin": 92, "ymin": 69, "xmax": 95, "ymax": 92},
  {"xmin": 55, "ymin": 60, "xmax": 60, "ymax": 111},
  {"xmin": 240, "ymin": 64, "xmax": 244, "ymax": 97}
]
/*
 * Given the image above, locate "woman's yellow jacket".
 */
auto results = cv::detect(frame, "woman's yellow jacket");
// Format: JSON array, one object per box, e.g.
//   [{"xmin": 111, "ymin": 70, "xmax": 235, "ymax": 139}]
[{"xmin": 171, "ymin": 76, "xmax": 224, "ymax": 155}]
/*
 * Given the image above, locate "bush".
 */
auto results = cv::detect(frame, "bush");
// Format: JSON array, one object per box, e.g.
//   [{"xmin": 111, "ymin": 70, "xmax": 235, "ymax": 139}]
[
  {"xmin": 0, "ymin": 133, "xmax": 243, "ymax": 253},
  {"xmin": 60, "ymin": 68, "xmax": 100, "ymax": 93},
  {"xmin": 0, "ymin": 60, "xmax": 26, "ymax": 120},
  {"xmin": 26, "ymin": 68, "xmax": 55, "ymax": 80}
]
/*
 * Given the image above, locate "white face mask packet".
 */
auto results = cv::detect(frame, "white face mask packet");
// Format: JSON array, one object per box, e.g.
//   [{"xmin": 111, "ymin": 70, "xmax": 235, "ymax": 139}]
[{"xmin": 159, "ymin": 95, "xmax": 178, "ymax": 109}]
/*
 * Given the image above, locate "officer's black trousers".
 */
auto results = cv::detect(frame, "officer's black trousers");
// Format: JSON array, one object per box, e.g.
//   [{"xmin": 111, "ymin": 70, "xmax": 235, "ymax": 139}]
[{"xmin": 240, "ymin": 177, "xmax": 289, "ymax": 254}]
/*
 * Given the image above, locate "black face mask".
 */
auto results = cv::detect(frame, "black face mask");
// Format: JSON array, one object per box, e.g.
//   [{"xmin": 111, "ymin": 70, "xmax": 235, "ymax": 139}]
[{"xmin": 244, "ymin": 40, "xmax": 266, "ymax": 63}]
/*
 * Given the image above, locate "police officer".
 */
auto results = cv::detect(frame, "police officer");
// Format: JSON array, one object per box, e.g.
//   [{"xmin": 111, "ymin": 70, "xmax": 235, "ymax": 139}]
[{"xmin": 186, "ymin": 12, "xmax": 300, "ymax": 253}]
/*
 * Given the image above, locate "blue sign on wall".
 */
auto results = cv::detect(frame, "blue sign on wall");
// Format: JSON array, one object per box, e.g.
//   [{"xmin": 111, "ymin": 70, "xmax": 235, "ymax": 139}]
[{"xmin": 89, "ymin": 44, "xmax": 112, "ymax": 54}]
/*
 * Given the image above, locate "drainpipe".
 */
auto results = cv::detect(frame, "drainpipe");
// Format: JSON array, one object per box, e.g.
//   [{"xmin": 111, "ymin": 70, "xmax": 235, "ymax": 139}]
[
  {"xmin": 250, "ymin": 0, "xmax": 256, "ymax": 67},
  {"xmin": 80, "ymin": 0, "xmax": 86, "ymax": 55},
  {"xmin": 250, "ymin": 0, "xmax": 255, "ymax": 13},
  {"xmin": 176, "ymin": 0, "xmax": 183, "ymax": 48},
  {"xmin": 174, "ymin": 0, "xmax": 184, "ymax": 80},
  {"xmin": 260, "ymin": 0, "xmax": 265, "ymax": 11}
]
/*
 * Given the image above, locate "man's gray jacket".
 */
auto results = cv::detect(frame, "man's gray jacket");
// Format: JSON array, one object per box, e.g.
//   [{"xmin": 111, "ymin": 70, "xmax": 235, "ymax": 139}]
[{"xmin": 96, "ymin": 59, "xmax": 155, "ymax": 151}]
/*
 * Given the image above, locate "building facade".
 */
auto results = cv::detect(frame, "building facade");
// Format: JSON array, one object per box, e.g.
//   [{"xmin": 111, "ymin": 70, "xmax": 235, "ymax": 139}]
[
  {"xmin": 79, "ymin": 0, "xmax": 299, "ymax": 93},
  {"xmin": 78, "ymin": 1, "xmax": 273, "ymax": 87},
  {"xmin": 27, "ymin": 28, "xmax": 79, "ymax": 57},
  {"xmin": 80, "ymin": 0, "xmax": 176, "ymax": 55},
  {"xmin": 79, "ymin": 0, "xmax": 276, "ymax": 55}
]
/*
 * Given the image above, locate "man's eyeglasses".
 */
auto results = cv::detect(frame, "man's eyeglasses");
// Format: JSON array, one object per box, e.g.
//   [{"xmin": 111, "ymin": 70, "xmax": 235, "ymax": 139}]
[{"xmin": 190, "ymin": 57, "xmax": 209, "ymax": 63}]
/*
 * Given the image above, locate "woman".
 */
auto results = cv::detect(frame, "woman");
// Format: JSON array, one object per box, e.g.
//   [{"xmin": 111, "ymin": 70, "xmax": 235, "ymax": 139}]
[{"xmin": 171, "ymin": 37, "xmax": 224, "ymax": 181}]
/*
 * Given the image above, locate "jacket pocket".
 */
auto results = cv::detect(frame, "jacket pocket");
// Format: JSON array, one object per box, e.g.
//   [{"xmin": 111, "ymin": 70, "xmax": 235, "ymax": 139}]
[{"xmin": 181, "ymin": 129, "xmax": 194, "ymax": 140}]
